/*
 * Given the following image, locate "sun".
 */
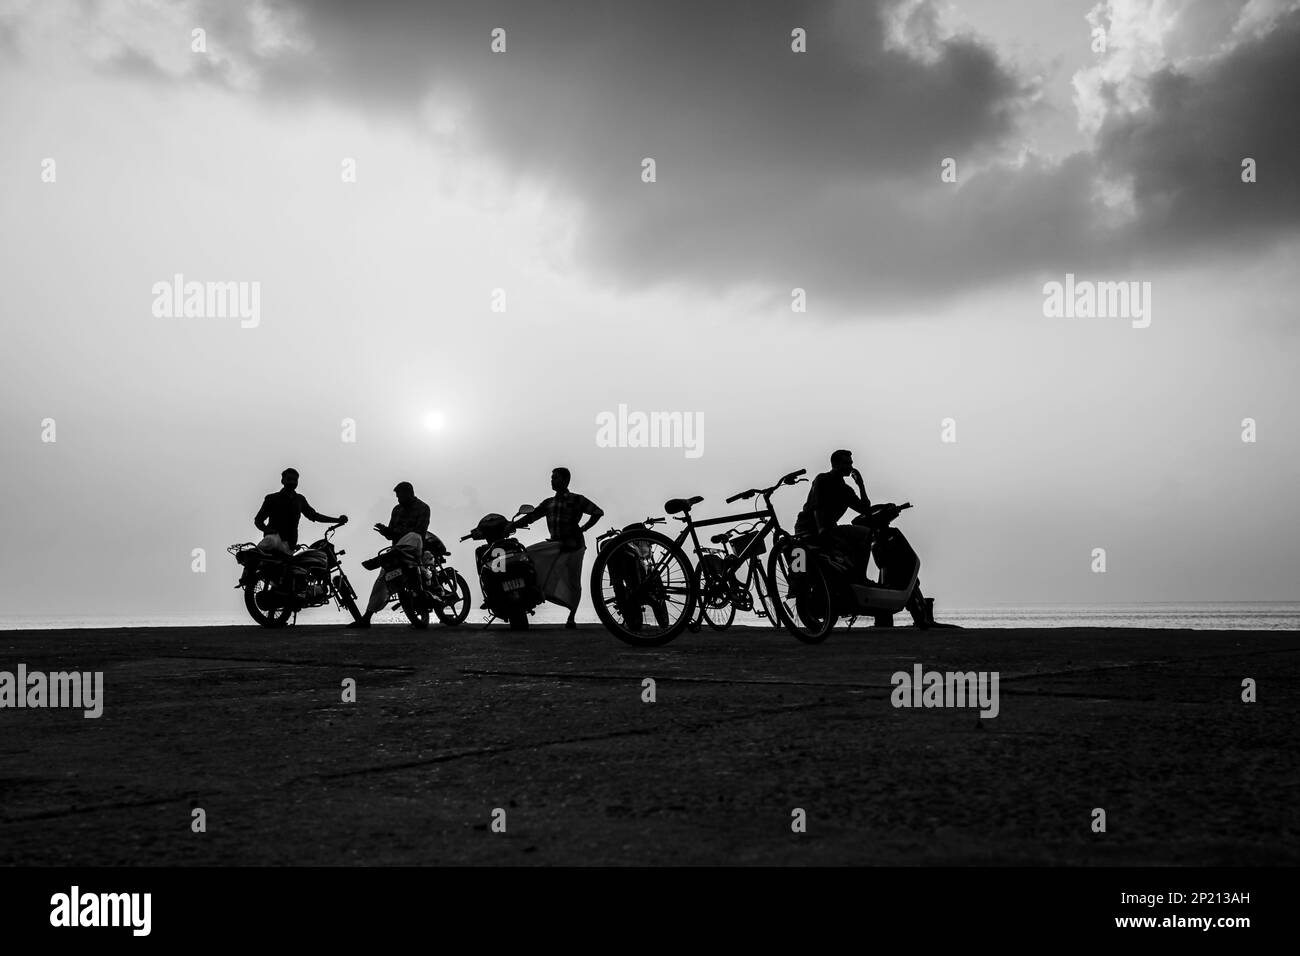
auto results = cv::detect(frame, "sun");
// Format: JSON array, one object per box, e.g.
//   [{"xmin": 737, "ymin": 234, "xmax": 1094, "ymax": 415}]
[{"xmin": 423, "ymin": 410, "xmax": 446, "ymax": 432}]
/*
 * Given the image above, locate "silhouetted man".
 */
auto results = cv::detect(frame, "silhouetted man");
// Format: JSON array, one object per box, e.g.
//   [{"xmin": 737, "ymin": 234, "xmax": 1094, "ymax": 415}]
[
  {"xmin": 254, "ymin": 468, "xmax": 346, "ymax": 551},
  {"xmin": 348, "ymin": 481, "xmax": 431, "ymax": 628},
  {"xmin": 796, "ymin": 450, "xmax": 932, "ymax": 628},
  {"xmin": 795, "ymin": 449, "xmax": 874, "ymax": 562},
  {"xmin": 513, "ymin": 467, "xmax": 603, "ymax": 628}
]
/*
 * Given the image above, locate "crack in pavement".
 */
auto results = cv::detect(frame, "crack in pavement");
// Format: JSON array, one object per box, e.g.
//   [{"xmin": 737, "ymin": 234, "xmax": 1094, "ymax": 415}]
[
  {"xmin": 0, "ymin": 794, "xmax": 190, "ymax": 825},
  {"xmin": 310, "ymin": 699, "xmax": 840, "ymax": 782},
  {"xmin": 458, "ymin": 644, "xmax": 1299, "ymax": 691},
  {"xmin": 153, "ymin": 654, "xmax": 416, "ymax": 673}
]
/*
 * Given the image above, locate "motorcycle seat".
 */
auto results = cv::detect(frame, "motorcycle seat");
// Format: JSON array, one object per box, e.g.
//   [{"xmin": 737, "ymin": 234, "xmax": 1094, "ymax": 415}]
[
  {"xmin": 664, "ymin": 495, "xmax": 704, "ymax": 515},
  {"xmin": 291, "ymin": 549, "xmax": 328, "ymax": 567}
]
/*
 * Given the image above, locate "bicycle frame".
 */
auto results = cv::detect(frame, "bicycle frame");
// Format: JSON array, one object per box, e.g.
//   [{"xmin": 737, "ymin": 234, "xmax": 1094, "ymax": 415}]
[{"xmin": 673, "ymin": 502, "xmax": 788, "ymax": 582}]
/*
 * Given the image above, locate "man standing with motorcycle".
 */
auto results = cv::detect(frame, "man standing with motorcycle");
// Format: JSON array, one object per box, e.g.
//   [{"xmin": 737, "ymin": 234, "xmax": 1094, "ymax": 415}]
[
  {"xmin": 795, "ymin": 450, "xmax": 933, "ymax": 628},
  {"xmin": 512, "ymin": 467, "xmax": 604, "ymax": 629},
  {"xmin": 347, "ymin": 481, "xmax": 431, "ymax": 628},
  {"xmin": 245, "ymin": 468, "xmax": 347, "ymax": 584}
]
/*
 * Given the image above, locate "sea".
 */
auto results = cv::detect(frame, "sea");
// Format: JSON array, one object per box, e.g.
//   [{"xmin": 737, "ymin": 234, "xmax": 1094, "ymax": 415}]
[{"xmin": 2, "ymin": 603, "xmax": 1299, "ymax": 631}]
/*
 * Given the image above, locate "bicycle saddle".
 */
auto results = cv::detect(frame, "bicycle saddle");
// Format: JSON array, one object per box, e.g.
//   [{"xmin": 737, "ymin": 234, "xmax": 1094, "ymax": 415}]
[
  {"xmin": 709, "ymin": 532, "xmax": 731, "ymax": 544},
  {"xmin": 664, "ymin": 495, "xmax": 704, "ymax": 514}
]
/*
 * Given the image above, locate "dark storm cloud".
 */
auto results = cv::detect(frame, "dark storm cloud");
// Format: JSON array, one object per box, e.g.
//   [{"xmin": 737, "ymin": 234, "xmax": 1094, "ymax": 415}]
[
  {"xmin": 244, "ymin": 0, "xmax": 1044, "ymax": 306},
  {"xmin": 64, "ymin": 0, "xmax": 1300, "ymax": 308},
  {"xmin": 1095, "ymin": 9, "xmax": 1300, "ymax": 253}
]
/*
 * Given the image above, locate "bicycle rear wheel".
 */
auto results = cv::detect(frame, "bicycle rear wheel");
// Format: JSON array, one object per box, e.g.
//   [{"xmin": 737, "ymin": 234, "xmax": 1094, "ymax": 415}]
[
  {"xmin": 701, "ymin": 597, "xmax": 736, "ymax": 631},
  {"xmin": 698, "ymin": 563, "xmax": 736, "ymax": 631},
  {"xmin": 590, "ymin": 530, "xmax": 696, "ymax": 646}
]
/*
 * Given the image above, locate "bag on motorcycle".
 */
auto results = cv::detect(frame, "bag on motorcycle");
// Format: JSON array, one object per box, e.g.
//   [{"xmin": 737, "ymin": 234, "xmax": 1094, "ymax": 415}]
[
  {"xmin": 257, "ymin": 533, "xmax": 291, "ymax": 554},
  {"xmin": 293, "ymin": 549, "xmax": 329, "ymax": 571}
]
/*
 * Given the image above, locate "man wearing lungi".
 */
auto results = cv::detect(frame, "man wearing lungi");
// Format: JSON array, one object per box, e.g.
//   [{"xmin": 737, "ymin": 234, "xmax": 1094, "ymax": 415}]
[{"xmin": 513, "ymin": 467, "xmax": 604, "ymax": 629}]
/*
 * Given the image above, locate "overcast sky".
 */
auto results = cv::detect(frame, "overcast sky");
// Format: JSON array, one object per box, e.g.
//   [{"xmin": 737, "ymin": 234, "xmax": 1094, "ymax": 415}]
[{"xmin": 1, "ymin": 0, "xmax": 1298, "ymax": 621}]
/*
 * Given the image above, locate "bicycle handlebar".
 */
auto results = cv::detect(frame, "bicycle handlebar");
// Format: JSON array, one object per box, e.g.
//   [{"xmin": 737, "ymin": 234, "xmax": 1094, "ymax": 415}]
[{"xmin": 726, "ymin": 468, "xmax": 809, "ymax": 504}]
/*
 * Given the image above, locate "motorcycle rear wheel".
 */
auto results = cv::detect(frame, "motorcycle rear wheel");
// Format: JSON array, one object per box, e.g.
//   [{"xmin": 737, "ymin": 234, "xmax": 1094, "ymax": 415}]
[
  {"xmin": 399, "ymin": 587, "xmax": 431, "ymax": 629},
  {"xmin": 590, "ymin": 529, "xmax": 696, "ymax": 647},
  {"xmin": 244, "ymin": 580, "xmax": 293, "ymax": 628}
]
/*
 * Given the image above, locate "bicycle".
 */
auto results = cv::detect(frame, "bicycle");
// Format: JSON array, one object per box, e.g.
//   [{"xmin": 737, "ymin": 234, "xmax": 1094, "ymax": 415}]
[
  {"xmin": 589, "ymin": 468, "xmax": 807, "ymax": 646},
  {"xmin": 690, "ymin": 521, "xmax": 780, "ymax": 631}
]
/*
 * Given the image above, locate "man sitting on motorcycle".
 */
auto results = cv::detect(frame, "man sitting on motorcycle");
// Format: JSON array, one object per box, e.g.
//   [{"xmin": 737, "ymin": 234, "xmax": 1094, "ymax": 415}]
[
  {"xmin": 347, "ymin": 481, "xmax": 431, "ymax": 628},
  {"xmin": 795, "ymin": 450, "xmax": 933, "ymax": 628}
]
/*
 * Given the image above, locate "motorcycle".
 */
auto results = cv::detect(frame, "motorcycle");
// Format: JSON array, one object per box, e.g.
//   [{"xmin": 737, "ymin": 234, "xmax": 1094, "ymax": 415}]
[
  {"xmin": 771, "ymin": 502, "xmax": 926, "ymax": 643},
  {"xmin": 360, "ymin": 532, "xmax": 472, "ymax": 629},
  {"xmin": 459, "ymin": 507, "xmax": 544, "ymax": 630},
  {"xmin": 229, "ymin": 520, "xmax": 360, "ymax": 628},
  {"xmin": 594, "ymin": 516, "xmax": 671, "ymax": 633}
]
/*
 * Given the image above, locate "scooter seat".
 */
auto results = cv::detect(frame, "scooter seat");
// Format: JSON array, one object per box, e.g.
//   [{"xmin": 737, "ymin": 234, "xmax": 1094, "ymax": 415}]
[{"xmin": 664, "ymin": 495, "xmax": 704, "ymax": 514}]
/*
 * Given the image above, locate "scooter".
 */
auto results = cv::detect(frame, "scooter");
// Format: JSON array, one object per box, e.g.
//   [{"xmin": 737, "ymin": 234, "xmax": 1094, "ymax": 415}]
[
  {"xmin": 772, "ymin": 502, "xmax": 932, "ymax": 643},
  {"xmin": 460, "ymin": 507, "xmax": 544, "ymax": 630}
]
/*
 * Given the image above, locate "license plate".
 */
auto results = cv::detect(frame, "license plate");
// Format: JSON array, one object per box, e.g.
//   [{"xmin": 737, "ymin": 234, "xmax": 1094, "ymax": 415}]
[
  {"xmin": 503, "ymin": 577, "xmax": 525, "ymax": 591},
  {"xmin": 384, "ymin": 569, "xmax": 404, "ymax": 581}
]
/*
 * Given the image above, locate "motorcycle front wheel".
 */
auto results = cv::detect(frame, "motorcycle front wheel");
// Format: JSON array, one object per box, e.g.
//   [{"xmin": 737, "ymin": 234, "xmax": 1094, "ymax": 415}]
[
  {"xmin": 334, "ymin": 572, "xmax": 361, "ymax": 623},
  {"xmin": 433, "ymin": 571, "xmax": 472, "ymax": 627}
]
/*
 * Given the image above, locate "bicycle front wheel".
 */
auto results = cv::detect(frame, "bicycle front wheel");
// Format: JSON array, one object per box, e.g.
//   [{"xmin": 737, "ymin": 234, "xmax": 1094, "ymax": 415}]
[
  {"xmin": 590, "ymin": 530, "xmax": 696, "ymax": 646},
  {"xmin": 767, "ymin": 541, "xmax": 836, "ymax": 643}
]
